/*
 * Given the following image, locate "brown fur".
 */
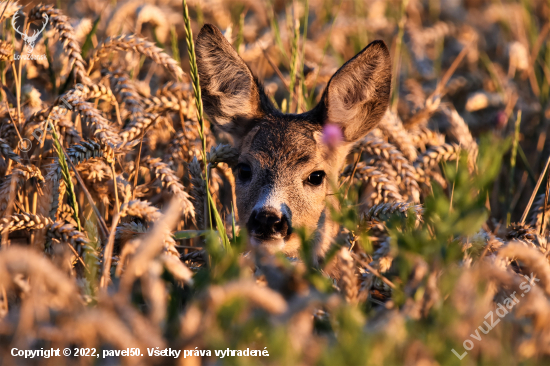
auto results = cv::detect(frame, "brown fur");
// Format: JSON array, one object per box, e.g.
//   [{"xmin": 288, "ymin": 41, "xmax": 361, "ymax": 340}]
[{"xmin": 196, "ymin": 24, "xmax": 392, "ymax": 259}]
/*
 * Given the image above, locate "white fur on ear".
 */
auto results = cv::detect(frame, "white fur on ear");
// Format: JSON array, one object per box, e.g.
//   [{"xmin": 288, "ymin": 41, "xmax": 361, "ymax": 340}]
[{"xmin": 321, "ymin": 40, "xmax": 392, "ymax": 142}]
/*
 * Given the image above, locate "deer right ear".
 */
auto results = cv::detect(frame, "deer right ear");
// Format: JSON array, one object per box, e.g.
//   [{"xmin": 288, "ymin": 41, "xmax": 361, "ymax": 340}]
[
  {"xmin": 196, "ymin": 24, "xmax": 268, "ymax": 139},
  {"xmin": 317, "ymin": 40, "xmax": 392, "ymax": 143}
]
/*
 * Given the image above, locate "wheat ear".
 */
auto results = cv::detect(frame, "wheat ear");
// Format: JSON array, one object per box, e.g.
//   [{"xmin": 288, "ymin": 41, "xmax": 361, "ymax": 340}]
[
  {"xmin": 66, "ymin": 139, "xmax": 115, "ymax": 165},
  {"xmin": 341, "ymin": 163, "xmax": 403, "ymax": 205},
  {"xmin": 142, "ymin": 157, "xmax": 195, "ymax": 219},
  {"xmin": 0, "ymin": 41, "xmax": 14, "ymax": 61},
  {"xmin": 338, "ymin": 248, "xmax": 359, "ymax": 304},
  {"xmin": 28, "ymin": 5, "xmax": 92, "ymax": 85},
  {"xmin": 0, "ymin": 138, "xmax": 20, "ymax": 163},
  {"xmin": 362, "ymin": 202, "xmax": 423, "ymax": 227},
  {"xmin": 89, "ymin": 35, "xmax": 185, "ymax": 80},
  {"xmin": 355, "ymin": 136, "xmax": 420, "ymax": 202}
]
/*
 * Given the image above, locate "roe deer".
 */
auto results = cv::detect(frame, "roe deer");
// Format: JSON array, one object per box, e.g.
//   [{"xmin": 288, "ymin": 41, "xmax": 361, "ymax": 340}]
[{"xmin": 196, "ymin": 24, "xmax": 392, "ymax": 260}]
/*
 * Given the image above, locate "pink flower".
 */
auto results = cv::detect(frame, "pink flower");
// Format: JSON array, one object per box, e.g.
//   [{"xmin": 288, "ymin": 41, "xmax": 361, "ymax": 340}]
[
  {"xmin": 322, "ymin": 124, "xmax": 343, "ymax": 150},
  {"xmin": 494, "ymin": 111, "xmax": 507, "ymax": 130}
]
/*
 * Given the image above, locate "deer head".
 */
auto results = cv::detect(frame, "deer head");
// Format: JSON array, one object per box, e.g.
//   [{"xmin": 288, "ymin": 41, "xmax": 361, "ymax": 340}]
[
  {"xmin": 12, "ymin": 11, "xmax": 49, "ymax": 54},
  {"xmin": 196, "ymin": 24, "xmax": 392, "ymax": 258}
]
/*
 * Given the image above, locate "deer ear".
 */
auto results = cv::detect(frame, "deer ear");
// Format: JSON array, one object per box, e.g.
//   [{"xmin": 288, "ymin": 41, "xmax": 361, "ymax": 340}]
[
  {"xmin": 318, "ymin": 40, "xmax": 392, "ymax": 142},
  {"xmin": 196, "ymin": 24, "xmax": 271, "ymax": 138}
]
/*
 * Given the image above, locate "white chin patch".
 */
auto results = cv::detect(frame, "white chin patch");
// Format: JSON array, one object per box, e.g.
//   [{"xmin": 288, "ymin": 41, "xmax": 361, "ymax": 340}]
[{"xmin": 250, "ymin": 237, "xmax": 285, "ymax": 251}]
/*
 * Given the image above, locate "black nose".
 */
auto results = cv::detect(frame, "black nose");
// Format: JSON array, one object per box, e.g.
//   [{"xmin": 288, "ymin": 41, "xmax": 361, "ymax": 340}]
[{"xmin": 246, "ymin": 208, "xmax": 291, "ymax": 239}]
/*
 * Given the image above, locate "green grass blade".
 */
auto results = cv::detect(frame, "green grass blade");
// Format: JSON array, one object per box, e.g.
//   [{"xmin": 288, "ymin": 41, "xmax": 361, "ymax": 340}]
[
  {"xmin": 151, "ymin": 27, "xmax": 165, "ymax": 50},
  {"xmin": 81, "ymin": 15, "xmax": 101, "ymax": 59},
  {"xmin": 182, "ymin": 0, "xmax": 212, "ymax": 230},
  {"xmin": 231, "ymin": 201, "xmax": 237, "ymax": 245},
  {"xmin": 289, "ymin": 16, "xmax": 300, "ymax": 112},
  {"xmin": 208, "ymin": 190, "xmax": 230, "ymax": 249},
  {"xmin": 297, "ymin": 0, "xmax": 309, "ymax": 113},
  {"xmin": 182, "ymin": 0, "xmax": 230, "ymax": 249},
  {"xmin": 235, "ymin": 10, "xmax": 245, "ymax": 54},
  {"xmin": 170, "ymin": 25, "xmax": 181, "ymax": 66},
  {"xmin": 507, "ymin": 111, "xmax": 522, "ymax": 225},
  {"xmin": 267, "ymin": 0, "xmax": 288, "ymax": 62},
  {"xmin": 173, "ymin": 230, "xmax": 210, "ymax": 240},
  {"xmin": 49, "ymin": 120, "xmax": 81, "ymax": 231}
]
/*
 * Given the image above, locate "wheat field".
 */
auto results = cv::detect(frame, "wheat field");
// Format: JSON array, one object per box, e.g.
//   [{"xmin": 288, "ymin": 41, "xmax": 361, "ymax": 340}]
[{"xmin": 0, "ymin": 0, "xmax": 550, "ymax": 365}]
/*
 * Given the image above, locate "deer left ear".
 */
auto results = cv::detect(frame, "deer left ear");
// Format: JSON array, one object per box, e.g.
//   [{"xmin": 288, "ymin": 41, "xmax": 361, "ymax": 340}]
[
  {"xmin": 317, "ymin": 40, "xmax": 392, "ymax": 142},
  {"xmin": 195, "ymin": 24, "xmax": 273, "ymax": 140}
]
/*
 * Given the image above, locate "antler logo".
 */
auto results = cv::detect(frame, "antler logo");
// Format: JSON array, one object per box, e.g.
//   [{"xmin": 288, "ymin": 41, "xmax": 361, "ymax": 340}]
[{"xmin": 11, "ymin": 11, "xmax": 49, "ymax": 54}]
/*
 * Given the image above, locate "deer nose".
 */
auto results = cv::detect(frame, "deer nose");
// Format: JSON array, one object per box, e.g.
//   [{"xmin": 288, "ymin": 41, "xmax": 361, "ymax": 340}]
[{"xmin": 247, "ymin": 207, "xmax": 291, "ymax": 239}]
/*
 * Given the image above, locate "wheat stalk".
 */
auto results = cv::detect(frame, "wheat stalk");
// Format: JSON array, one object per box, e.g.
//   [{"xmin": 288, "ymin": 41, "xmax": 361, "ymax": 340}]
[
  {"xmin": 341, "ymin": 163, "xmax": 403, "ymax": 205},
  {"xmin": 89, "ymin": 35, "xmax": 185, "ymax": 80},
  {"xmin": 0, "ymin": 213, "xmax": 53, "ymax": 234},
  {"xmin": 119, "ymin": 113, "xmax": 157, "ymax": 144},
  {"xmin": 143, "ymin": 82, "xmax": 194, "ymax": 118},
  {"xmin": 143, "ymin": 90, "xmax": 192, "ymax": 116},
  {"xmin": 66, "ymin": 139, "xmax": 114, "ymax": 165},
  {"xmin": 355, "ymin": 136, "xmax": 420, "ymax": 202},
  {"xmin": 101, "ymin": 199, "xmax": 165, "ymax": 288},
  {"xmin": 40, "ymin": 164, "xmax": 64, "ymax": 221},
  {"xmin": 82, "ymin": 83, "xmax": 116, "ymax": 103},
  {"xmin": 206, "ymin": 280, "xmax": 288, "ymax": 314},
  {"xmin": 135, "ymin": 4, "xmax": 170, "ymax": 43},
  {"xmin": 71, "ymin": 101, "xmax": 122, "ymax": 147},
  {"xmin": 288, "ymin": 16, "xmax": 300, "ymax": 112},
  {"xmin": 0, "ymin": 1, "xmax": 20, "ymax": 22},
  {"xmin": 48, "ymin": 222, "xmax": 89, "ymax": 256},
  {"xmin": 182, "ymin": 1, "xmax": 207, "ymax": 166},
  {"xmin": 103, "ymin": 68, "xmax": 144, "ymax": 117},
  {"xmin": 142, "ymin": 94, "xmax": 183, "ymax": 114},
  {"xmin": 414, "ymin": 143, "xmax": 461, "ymax": 182},
  {"xmin": 116, "ymin": 221, "xmax": 147, "ymax": 243},
  {"xmin": 443, "ymin": 107, "xmax": 477, "ymax": 152},
  {"xmin": 0, "ymin": 165, "xmax": 44, "ymax": 215},
  {"xmin": 506, "ymin": 223, "xmax": 547, "ymax": 253},
  {"xmin": 43, "ymin": 89, "xmax": 118, "ymax": 148},
  {"xmin": 49, "ymin": 121, "xmax": 81, "ymax": 231},
  {"xmin": 338, "ymin": 248, "xmax": 358, "ymax": 304},
  {"xmin": 417, "ymin": 21, "xmax": 457, "ymax": 45},
  {"xmin": 0, "ymin": 41, "xmax": 14, "ymax": 61},
  {"xmin": 207, "ymin": 144, "xmax": 240, "ymax": 167},
  {"xmin": 0, "ymin": 245, "xmax": 80, "ymax": 305},
  {"xmin": 189, "ymin": 157, "xmax": 206, "ymax": 229},
  {"xmin": 142, "ymin": 157, "xmax": 194, "ymax": 219},
  {"xmin": 362, "ymin": 202, "xmax": 423, "ymax": 226},
  {"xmin": 0, "ymin": 212, "xmax": 88, "ymax": 254},
  {"xmin": 408, "ymin": 126, "xmax": 445, "ymax": 150},
  {"xmin": 119, "ymin": 200, "xmax": 162, "ymax": 222},
  {"xmin": 378, "ymin": 111, "xmax": 418, "ymax": 161},
  {"xmin": 0, "ymin": 137, "xmax": 20, "ymax": 163},
  {"xmin": 529, "ymin": 193, "xmax": 550, "ymax": 232},
  {"xmin": 183, "ymin": 0, "xmax": 230, "ymax": 246},
  {"xmin": 497, "ymin": 243, "xmax": 550, "ymax": 295}
]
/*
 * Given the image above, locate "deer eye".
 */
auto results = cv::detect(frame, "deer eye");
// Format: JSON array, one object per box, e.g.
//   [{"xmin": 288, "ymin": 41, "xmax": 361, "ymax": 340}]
[
  {"xmin": 307, "ymin": 171, "xmax": 325, "ymax": 186},
  {"xmin": 237, "ymin": 163, "xmax": 252, "ymax": 182}
]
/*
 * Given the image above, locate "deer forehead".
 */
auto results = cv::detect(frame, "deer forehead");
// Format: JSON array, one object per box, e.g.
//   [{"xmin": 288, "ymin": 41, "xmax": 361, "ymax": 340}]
[{"xmin": 238, "ymin": 118, "xmax": 326, "ymax": 173}]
